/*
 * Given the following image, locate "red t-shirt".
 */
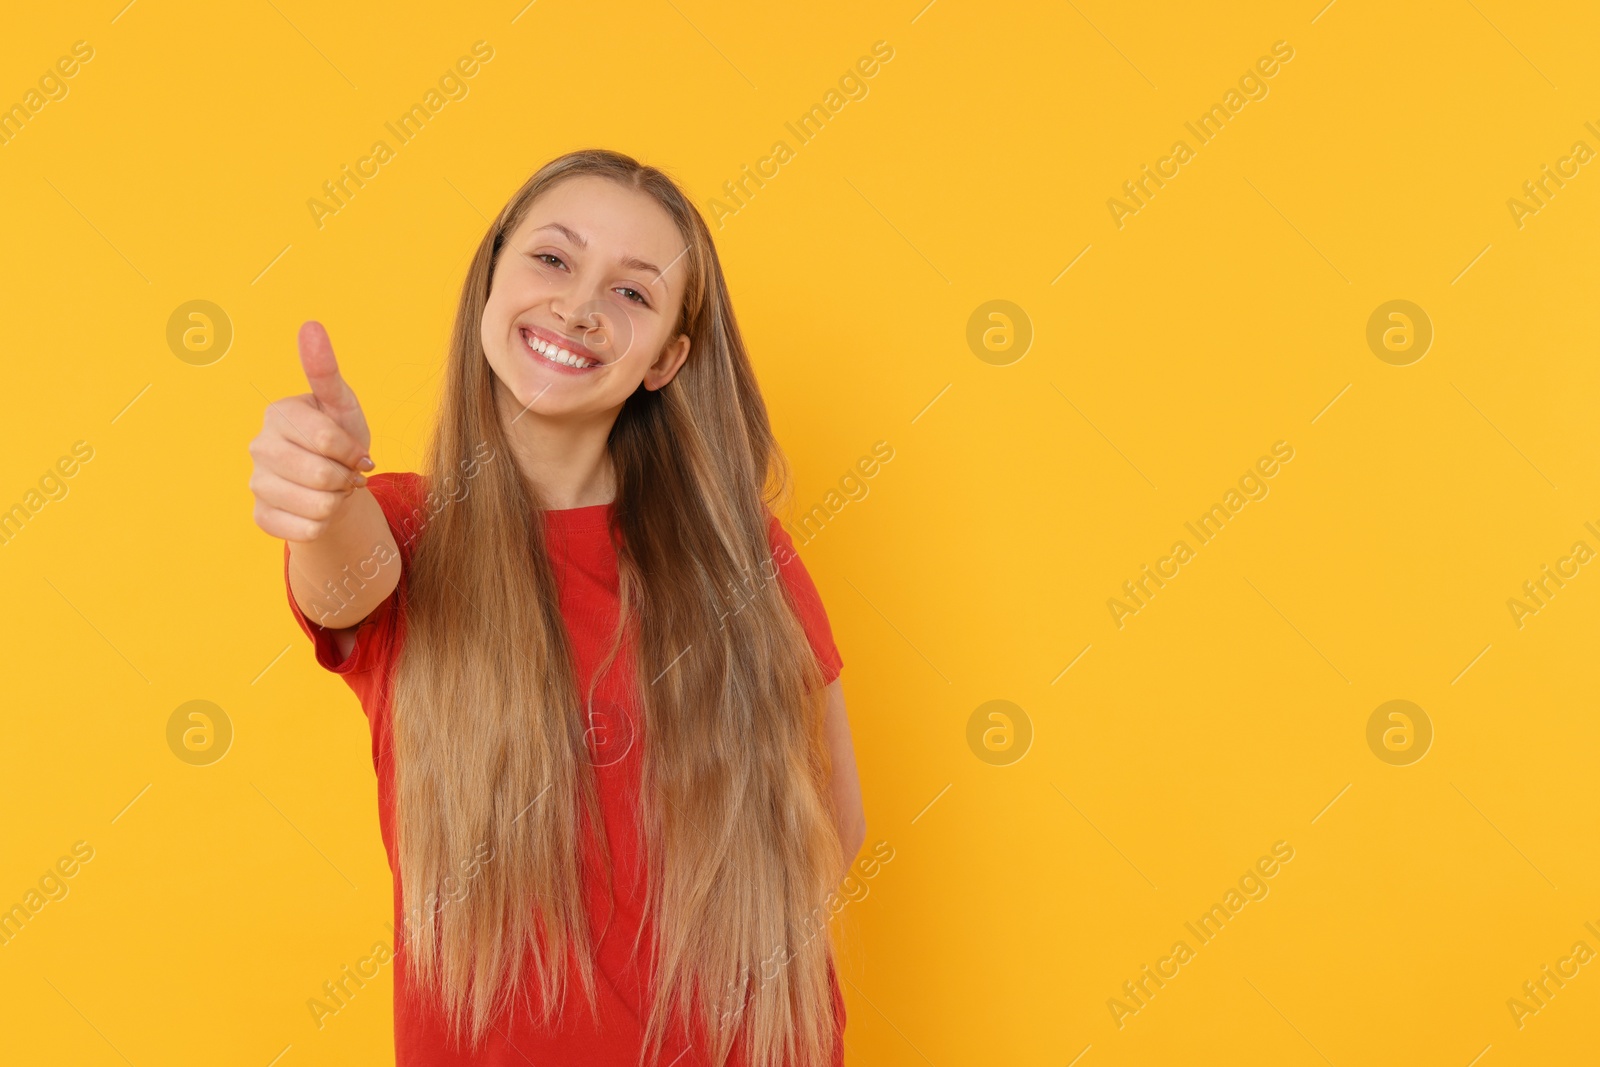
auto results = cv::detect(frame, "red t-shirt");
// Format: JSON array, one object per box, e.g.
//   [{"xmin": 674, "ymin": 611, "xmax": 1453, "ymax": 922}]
[{"xmin": 283, "ymin": 471, "xmax": 847, "ymax": 1066}]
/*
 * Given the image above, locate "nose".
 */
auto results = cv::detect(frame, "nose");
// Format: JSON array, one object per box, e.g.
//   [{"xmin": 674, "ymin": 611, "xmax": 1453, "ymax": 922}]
[
  {"xmin": 551, "ymin": 295, "xmax": 597, "ymax": 332},
  {"xmin": 550, "ymin": 270, "xmax": 609, "ymax": 329},
  {"xmin": 546, "ymin": 270, "xmax": 635, "ymax": 361},
  {"xmin": 555, "ymin": 302, "xmax": 609, "ymax": 354},
  {"xmin": 553, "ymin": 300, "xmax": 625, "ymax": 359}
]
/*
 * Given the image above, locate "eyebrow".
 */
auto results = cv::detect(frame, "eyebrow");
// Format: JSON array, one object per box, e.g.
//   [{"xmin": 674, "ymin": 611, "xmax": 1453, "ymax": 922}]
[{"xmin": 532, "ymin": 222, "xmax": 673, "ymax": 291}]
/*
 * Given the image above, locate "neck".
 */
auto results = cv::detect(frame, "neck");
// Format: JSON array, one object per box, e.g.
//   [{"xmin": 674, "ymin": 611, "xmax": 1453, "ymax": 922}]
[{"xmin": 494, "ymin": 382, "xmax": 619, "ymax": 509}]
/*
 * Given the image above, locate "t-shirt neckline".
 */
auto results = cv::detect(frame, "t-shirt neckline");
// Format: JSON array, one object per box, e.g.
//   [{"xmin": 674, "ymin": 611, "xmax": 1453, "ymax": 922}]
[{"xmin": 543, "ymin": 501, "xmax": 614, "ymax": 532}]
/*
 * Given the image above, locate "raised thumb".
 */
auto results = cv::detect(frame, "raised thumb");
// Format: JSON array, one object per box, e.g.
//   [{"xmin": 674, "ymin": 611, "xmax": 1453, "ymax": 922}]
[{"xmin": 297, "ymin": 321, "xmax": 362, "ymax": 420}]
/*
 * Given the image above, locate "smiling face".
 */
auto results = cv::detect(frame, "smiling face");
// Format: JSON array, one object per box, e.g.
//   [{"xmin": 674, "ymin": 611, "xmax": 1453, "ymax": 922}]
[{"xmin": 481, "ymin": 174, "xmax": 693, "ymax": 423}]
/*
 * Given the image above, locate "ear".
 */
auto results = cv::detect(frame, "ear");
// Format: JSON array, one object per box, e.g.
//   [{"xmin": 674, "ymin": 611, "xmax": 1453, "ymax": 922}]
[{"xmin": 642, "ymin": 333, "xmax": 691, "ymax": 391}]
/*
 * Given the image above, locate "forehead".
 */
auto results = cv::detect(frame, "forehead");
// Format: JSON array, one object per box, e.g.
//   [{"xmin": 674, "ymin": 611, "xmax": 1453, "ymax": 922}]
[{"xmin": 514, "ymin": 175, "xmax": 682, "ymax": 263}]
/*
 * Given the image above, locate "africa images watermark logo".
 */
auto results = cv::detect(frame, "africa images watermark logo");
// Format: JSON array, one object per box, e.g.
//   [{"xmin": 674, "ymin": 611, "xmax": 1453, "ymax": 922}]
[
  {"xmin": 705, "ymin": 40, "xmax": 896, "ymax": 228},
  {"xmin": 1106, "ymin": 441, "xmax": 1295, "ymax": 628},
  {"xmin": 1105, "ymin": 40, "xmax": 1296, "ymax": 230},
  {"xmin": 1107, "ymin": 840, "xmax": 1296, "ymax": 1029},
  {"xmin": 303, "ymin": 441, "xmax": 497, "ymax": 628},
  {"xmin": 305, "ymin": 41, "xmax": 495, "ymax": 230}
]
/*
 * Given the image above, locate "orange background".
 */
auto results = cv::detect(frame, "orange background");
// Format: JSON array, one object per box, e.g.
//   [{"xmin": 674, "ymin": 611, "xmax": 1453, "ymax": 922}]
[{"xmin": 2, "ymin": 1, "xmax": 1599, "ymax": 1064}]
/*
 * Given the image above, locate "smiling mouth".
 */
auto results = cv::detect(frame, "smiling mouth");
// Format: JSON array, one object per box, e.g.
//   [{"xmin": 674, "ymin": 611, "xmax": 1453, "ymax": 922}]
[{"xmin": 521, "ymin": 327, "xmax": 601, "ymax": 371}]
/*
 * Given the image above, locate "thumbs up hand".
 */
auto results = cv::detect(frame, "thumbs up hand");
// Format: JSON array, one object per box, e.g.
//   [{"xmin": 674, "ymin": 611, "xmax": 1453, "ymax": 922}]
[
  {"xmin": 249, "ymin": 322, "xmax": 377, "ymax": 543},
  {"xmin": 295, "ymin": 320, "xmax": 372, "ymax": 456}
]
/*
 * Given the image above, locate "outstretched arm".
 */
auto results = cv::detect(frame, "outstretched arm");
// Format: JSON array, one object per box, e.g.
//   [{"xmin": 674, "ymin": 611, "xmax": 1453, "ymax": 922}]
[{"xmin": 251, "ymin": 322, "xmax": 399, "ymax": 663}]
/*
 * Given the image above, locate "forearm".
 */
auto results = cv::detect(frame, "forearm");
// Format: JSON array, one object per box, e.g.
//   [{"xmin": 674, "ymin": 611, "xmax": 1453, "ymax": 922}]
[
  {"xmin": 821, "ymin": 678, "xmax": 866, "ymax": 882},
  {"xmin": 286, "ymin": 488, "xmax": 401, "ymax": 630}
]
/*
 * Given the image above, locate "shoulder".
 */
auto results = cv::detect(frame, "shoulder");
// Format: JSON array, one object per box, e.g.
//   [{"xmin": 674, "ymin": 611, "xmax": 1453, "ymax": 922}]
[
  {"xmin": 761, "ymin": 508, "xmax": 844, "ymax": 682},
  {"xmin": 764, "ymin": 509, "xmax": 802, "ymax": 563},
  {"xmin": 762, "ymin": 509, "xmax": 821, "ymax": 604}
]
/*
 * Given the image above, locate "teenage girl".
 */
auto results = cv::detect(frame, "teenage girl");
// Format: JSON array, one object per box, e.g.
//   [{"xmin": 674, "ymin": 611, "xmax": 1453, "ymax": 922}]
[{"xmin": 248, "ymin": 149, "xmax": 866, "ymax": 1067}]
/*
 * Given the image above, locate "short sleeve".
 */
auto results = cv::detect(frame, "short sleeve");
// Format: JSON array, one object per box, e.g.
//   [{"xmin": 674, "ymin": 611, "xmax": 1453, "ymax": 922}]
[
  {"xmin": 283, "ymin": 471, "xmax": 421, "ymax": 677},
  {"xmin": 767, "ymin": 515, "xmax": 844, "ymax": 685}
]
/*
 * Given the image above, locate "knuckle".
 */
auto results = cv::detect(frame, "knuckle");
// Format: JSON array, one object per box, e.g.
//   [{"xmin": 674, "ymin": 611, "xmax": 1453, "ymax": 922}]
[
  {"xmin": 309, "ymin": 492, "xmax": 340, "ymax": 520},
  {"xmin": 267, "ymin": 398, "xmax": 297, "ymax": 425},
  {"xmin": 320, "ymin": 464, "xmax": 350, "ymax": 490}
]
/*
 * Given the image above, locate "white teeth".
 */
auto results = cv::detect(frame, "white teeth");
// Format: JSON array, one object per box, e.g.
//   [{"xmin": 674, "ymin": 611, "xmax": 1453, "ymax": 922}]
[{"xmin": 524, "ymin": 330, "xmax": 592, "ymax": 368}]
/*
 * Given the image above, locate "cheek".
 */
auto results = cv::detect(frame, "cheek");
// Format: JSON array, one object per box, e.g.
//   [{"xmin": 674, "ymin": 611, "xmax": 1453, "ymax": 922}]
[
  {"xmin": 480, "ymin": 285, "xmax": 525, "ymax": 350},
  {"xmin": 620, "ymin": 320, "xmax": 655, "ymax": 364},
  {"xmin": 582, "ymin": 304, "xmax": 638, "ymax": 363},
  {"xmin": 478, "ymin": 304, "xmax": 524, "ymax": 385},
  {"xmin": 485, "ymin": 263, "xmax": 542, "ymax": 315},
  {"xmin": 478, "ymin": 310, "xmax": 504, "ymax": 367}
]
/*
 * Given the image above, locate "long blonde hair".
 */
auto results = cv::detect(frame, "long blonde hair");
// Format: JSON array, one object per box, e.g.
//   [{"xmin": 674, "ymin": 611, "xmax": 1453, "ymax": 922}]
[{"xmin": 390, "ymin": 148, "xmax": 841, "ymax": 1067}]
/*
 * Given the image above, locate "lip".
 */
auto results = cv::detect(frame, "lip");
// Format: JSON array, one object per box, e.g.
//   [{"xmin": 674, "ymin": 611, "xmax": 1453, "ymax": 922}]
[{"xmin": 519, "ymin": 324, "xmax": 604, "ymax": 374}]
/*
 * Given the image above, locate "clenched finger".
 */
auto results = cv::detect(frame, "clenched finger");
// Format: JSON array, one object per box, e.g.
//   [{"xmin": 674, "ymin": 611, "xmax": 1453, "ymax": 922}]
[
  {"xmin": 256, "ymin": 435, "xmax": 366, "ymax": 492},
  {"xmin": 250, "ymin": 468, "xmax": 356, "ymax": 524},
  {"xmin": 254, "ymin": 500, "xmax": 328, "ymax": 543},
  {"xmin": 266, "ymin": 398, "xmax": 369, "ymax": 472}
]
